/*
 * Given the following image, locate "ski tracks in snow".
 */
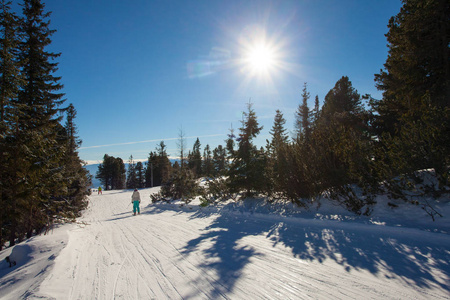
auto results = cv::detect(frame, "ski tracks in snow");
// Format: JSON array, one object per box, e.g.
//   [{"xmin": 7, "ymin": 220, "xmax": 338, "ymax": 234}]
[{"xmin": 31, "ymin": 188, "xmax": 450, "ymax": 299}]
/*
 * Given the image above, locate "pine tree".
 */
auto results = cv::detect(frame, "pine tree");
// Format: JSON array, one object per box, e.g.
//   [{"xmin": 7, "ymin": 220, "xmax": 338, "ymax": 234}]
[
  {"xmin": 321, "ymin": 76, "xmax": 362, "ymax": 121},
  {"xmin": 266, "ymin": 110, "xmax": 289, "ymax": 195},
  {"xmin": 135, "ymin": 161, "xmax": 145, "ymax": 188},
  {"xmin": 97, "ymin": 154, "xmax": 114, "ymax": 190},
  {"xmin": 212, "ymin": 145, "xmax": 227, "ymax": 176},
  {"xmin": 227, "ymin": 102, "xmax": 265, "ymax": 197},
  {"xmin": 295, "ymin": 82, "xmax": 311, "ymax": 140},
  {"xmin": 187, "ymin": 138, "xmax": 202, "ymax": 177},
  {"xmin": 145, "ymin": 152, "xmax": 156, "ymax": 188},
  {"xmin": 311, "ymin": 95, "xmax": 320, "ymax": 127},
  {"xmin": 11, "ymin": 0, "xmax": 66, "ymax": 242},
  {"xmin": 202, "ymin": 144, "xmax": 213, "ymax": 177},
  {"xmin": 373, "ymin": 0, "xmax": 450, "ymax": 135},
  {"xmin": 145, "ymin": 141, "xmax": 171, "ymax": 187},
  {"xmin": 371, "ymin": 0, "xmax": 450, "ymax": 194},
  {"xmin": 112, "ymin": 157, "xmax": 126, "ymax": 190},
  {"xmin": 0, "ymin": 0, "xmax": 23, "ymax": 249},
  {"xmin": 225, "ymin": 125, "xmax": 235, "ymax": 159},
  {"xmin": 96, "ymin": 154, "xmax": 126, "ymax": 190},
  {"xmin": 60, "ymin": 103, "xmax": 90, "ymax": 216},
  {"xmin": 310, "ymin": 77, "xmax": 373, "ymax": 212},
  {"xmin": 267, "ymin": 110, "xmax": 289, "ymax": 155},
  {"xmin": 126, "ymin": 155, "xmax": 138, "ymax": 189}
]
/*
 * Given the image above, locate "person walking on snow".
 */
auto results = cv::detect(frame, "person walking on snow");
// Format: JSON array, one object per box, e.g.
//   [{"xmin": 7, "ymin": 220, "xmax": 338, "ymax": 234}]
[
  {"xmin": 131, "ymin": 188, "xmax": 141, "ymax": 215},
  {"xmin": 98, "ymin": 186, "xmax": 102, "ymax": 195}
]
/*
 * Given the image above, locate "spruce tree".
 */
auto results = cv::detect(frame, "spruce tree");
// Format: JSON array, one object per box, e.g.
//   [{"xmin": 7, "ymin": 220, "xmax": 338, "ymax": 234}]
[
  {"xmin": 202, "ymin": 144, "xmax": 213, "ymax": 177},
  {"xmin": 311, "ymin": 95, "xmax": 320, "ymax": 127},
  {"xmin": 266, "ymin": 110, "xmax": 289, "ymax": 195},
  {"xmin": 227, "ymin": 102, "xmax": 265, "ymax": 197},
  {"xmin": 212, "ymin": 145, "xmax": 227, "ymax": 176},
  {"xmin": 372, "ymin": 0, "xmax": 450, "ymax": 194},
  {"xmin": 145, "ymin": 141, "xmax": 171, "ymax": 187},
  {"xmin": 295, "ymin": 82, "xmax": 311, "ymax": 140},
  {"xmin": 135, "ymin": 161, "xmax": 145, "ymax": 188},
  {"xmin": 225, "ymin": 125, "xmax": 235, "ymax": 159},
  {"xmin": 112, "ymin": 157, "xmax": 126, "ymax": 190},
  {"xmin": 12, "ymin": 0, "xmax": 66, "ymax": 241},
  {"xmin": 61, "ymin": 103, "xmax": 90, "ymax": 216},
  {"xmin": 145, "ymin": 151, "xmax": 156, "ymax": 187},
  {"xmin": 126, "ymin": 155, "xmax": 138, "ymax": 189},
  {"xmin": 310, "ymin": 77, "xmax": 373, "ymax": 212},
  {"xmin": 373, "ymin": 0, "xmax": 450, "ymax": 135},
  {"xmin": 97, "ymin": 154, "xmax": 114, "ymax": 190},
  {"xmin": 267, "ymin": 110, "xmax": 289, "ymax": 155},
  {"xmin": 0, "ymin": 0, "xmax": 23, "ymax": 249},
  {"xmin": 187, "ymin": 138, "xmax": 202, "ymax": 177}
]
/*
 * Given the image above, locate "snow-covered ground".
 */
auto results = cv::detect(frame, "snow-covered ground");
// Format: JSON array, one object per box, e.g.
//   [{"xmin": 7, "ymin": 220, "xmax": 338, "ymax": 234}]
[{"xmin": 1, "ymin": 187, "xmax": 449, "ymax": 299}]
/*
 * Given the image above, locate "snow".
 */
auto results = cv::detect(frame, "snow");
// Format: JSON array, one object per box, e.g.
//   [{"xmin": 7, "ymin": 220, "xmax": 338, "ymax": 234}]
[{"xmin": 1, "ymin": 187, "xmax": 449, "ymax": 299}]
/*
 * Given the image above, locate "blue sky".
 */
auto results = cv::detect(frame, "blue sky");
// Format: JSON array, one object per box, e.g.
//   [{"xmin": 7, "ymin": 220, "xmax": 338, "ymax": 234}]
[{"xmin": 37, "ymin": 0, "xmax": 401, "ymax": 163}]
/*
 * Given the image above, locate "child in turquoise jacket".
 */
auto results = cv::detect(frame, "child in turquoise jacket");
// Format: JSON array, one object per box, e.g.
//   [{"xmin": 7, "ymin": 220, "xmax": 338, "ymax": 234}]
[{"xmin": 131, "ymin": 188, "xmax": 141, "ymax": 215}]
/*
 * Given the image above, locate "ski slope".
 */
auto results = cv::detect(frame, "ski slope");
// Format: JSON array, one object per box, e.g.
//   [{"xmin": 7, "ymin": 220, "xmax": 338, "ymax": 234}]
[{"xmin": 1, "ymin": 187, "xmax": 449, "ymax": 299}]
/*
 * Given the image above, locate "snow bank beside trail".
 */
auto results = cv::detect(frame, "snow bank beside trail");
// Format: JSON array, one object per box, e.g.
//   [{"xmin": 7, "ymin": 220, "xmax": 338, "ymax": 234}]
[
  {"xmin": 153, "ymin": 190, "xmax": 450, "ymax": 235},
  {"xmin": 0, "ymin": 225, "xmax": 72, "ymax": 300}
]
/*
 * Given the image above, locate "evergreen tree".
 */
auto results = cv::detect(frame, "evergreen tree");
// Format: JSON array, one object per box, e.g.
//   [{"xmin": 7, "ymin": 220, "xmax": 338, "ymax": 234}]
[
  {"xmin": 145, "ymin": 151, "xmax": 156, "ymax": 188},
  {"xmin": 126, "ymin": 155, "xmax": 138, "ymax": 189},
  {"xmin": 96, "ymin": 154, "xmax": 126, "ymax": 190},
  {"xmin": 202, "ymin": 144, "xmax": 213, "ymax": 177},
  {"xmin": 0, "ymin": 0, "xmax": 23, "ymax": 249},
  {"xmin": 267, "ymin": 110, "xmax": 289, "ymax": 155},
  {"xmin": 321, "ymin": 76, "xmax": 362, "ymax": 121},
  {"xmin": 162, "ymin": 133, "xmax": 199, "ymax": 202},
  {"xmin": 373, "ymin": 0, "xmax": 449, "ymax": 135},
  {"xmin": 266, "ymin": 110, "xmax": 289, "ymax": 194},
  {"xmin": 112, "ymin": 157, "xmax": 126, "ymax": 189},
  {"xmin": 10, "ymin": 0, "xmax": 66, "ymax": 242},
  {"xmin": 371, "ymin": 0, "xmax": 450, "ymax": 194},
  {"xmin": 225, "ymin": 125, "xmax": 235, "ymax": 159},
  {"xmin": 212, "ymin": 145, "xmax": 227, "ymax": 176},
  {"xmin": 295, "ymin": 82, "xmax": 311, "ymax": 140},
  {"xmin": 311, "ymin": 95, "xmax": 320, "ymax": 127},
  {"xmin": 227, "ymin": 102, "xmax": 265, "ymax": 197},
  {"xmin": 135, "ymin": 161, "xmax": 145, "ymax": 188},
  {"xmin": 310, "ymin": 76, "xmax": 373, "ymax": 211},
  {"xmin": 60, "ymin": 103, "xmax": 90, "ymax": 216},
  {"xmin": 145, "ymin": 141, "xmax": 171, "ymax": 187},
  {"xmin": 0, "ymin": 0, "xmax": 89, "ymax": 248},
  {"xmin": 187, "ymin": 138, "xmax": 202, "ymax": 177}
]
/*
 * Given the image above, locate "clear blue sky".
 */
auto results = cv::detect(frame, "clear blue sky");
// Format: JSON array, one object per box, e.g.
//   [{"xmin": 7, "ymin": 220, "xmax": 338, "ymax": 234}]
[{"xmin": 38, "ymin": 0, "xmax": 401, "ymax": 164}]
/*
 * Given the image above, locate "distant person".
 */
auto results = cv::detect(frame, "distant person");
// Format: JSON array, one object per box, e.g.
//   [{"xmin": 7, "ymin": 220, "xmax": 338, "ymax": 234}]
[
  {"xmin": 131, "ymin": 188, "xmax": 141, "ymax": 215},
  {"xmin": 98, "ymin": 186, "xmax": 102, "ymax": 195}
]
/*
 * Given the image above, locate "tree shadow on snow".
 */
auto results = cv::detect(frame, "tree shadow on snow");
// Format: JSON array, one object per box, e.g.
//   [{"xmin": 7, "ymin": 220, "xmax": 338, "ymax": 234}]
[
  {"xmin": 150, "ymin": 204, "xmax": 450, "ymax": 296},
  {"xmin": 267, "ymin": 221, "xmax": 450, "ymax": 292},
  {"xmin": 180, "ymin": 215, "xmax": 263, "ymax": 297}
]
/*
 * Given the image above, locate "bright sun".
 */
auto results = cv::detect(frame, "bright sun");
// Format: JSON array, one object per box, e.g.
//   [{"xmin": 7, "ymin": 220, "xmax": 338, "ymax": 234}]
[
  {"xmin": 238, "ymin": 28, "xmax": 288, "ymax": 84},
  {"xmin": 246, "ymin": 43, "xmax": 275, "ymax": 73}
]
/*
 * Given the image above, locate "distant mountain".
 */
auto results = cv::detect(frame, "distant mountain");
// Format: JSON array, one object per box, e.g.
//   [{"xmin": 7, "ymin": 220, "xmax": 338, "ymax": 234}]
[{"xmin": 84, "ymin": 164, "xmax": 101, "ymax": 188}]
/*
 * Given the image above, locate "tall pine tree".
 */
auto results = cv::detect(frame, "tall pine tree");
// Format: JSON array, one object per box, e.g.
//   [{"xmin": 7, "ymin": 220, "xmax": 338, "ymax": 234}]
[
  {"xmin": 373, "ymin": 0, "xmax": 450, "ymax": 135},
  {"xmin": 227, "ymin": 102, "xmax": 265, "ymax": 197},
  {"xmin": 0, "ymin": 0, "xmax": 23, "ymax": 249},
  {"xmin": 12, "ymin": 0, "xmax": 66, "ymax": 241},
  {"xmin": 372, "ymin": 0, "xmax": 450, "ymax": 193}
]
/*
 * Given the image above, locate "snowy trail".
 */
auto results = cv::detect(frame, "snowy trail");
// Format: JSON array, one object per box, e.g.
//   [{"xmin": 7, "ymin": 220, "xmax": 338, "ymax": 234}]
[{"xmin": 3, "ymin": 187, "xmax": 449, "ymax": 299}]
